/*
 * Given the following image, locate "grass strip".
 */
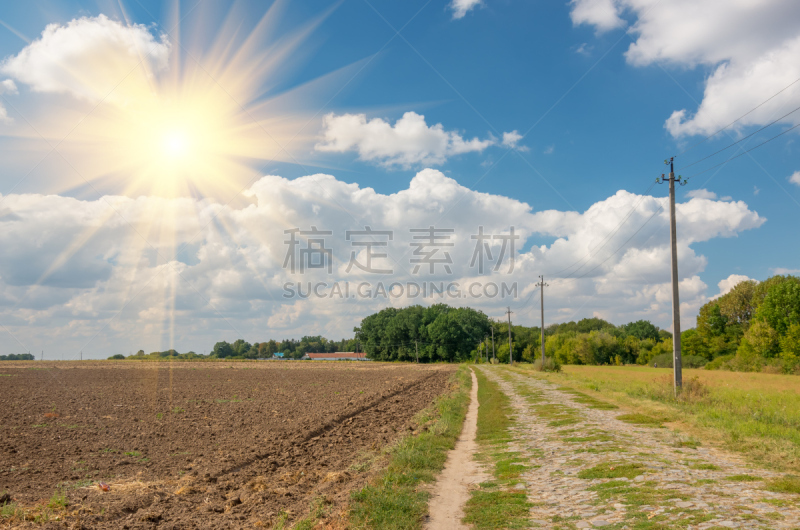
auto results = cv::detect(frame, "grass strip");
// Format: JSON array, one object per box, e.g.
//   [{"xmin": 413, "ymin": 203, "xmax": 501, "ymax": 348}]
[
  {"xmin": 347, "ymin": 366, "xmax": 471, "ymax": 530},
  {"xmin": 463, "ymin": 368, "xmax": 532, "ymax": 529}
]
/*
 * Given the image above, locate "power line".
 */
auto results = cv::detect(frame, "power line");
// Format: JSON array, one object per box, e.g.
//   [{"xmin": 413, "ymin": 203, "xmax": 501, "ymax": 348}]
[
  {"xmin": 677, "ymin": 103, "xmax": 800, "ymax": 172},
  {"xmin": 685, "ymin": 122, "xmax": 800, "ymax": 181},
  {"xmin": 676, "ymin": 75, "xmax": 800, "ymax": 158}
]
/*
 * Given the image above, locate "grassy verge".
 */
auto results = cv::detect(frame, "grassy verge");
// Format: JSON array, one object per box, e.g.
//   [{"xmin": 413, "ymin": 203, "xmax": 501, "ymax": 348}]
[
  {"xmin": 347, "ymin": 365, "xmax": 471, "ymax": 530},
  {"xmin": 519, "ymin": 365, "xmax": 800, "ymax": 474},
  {"xmin": 462, "ymin": 368, "xmax": 532, "ymax": 529}
]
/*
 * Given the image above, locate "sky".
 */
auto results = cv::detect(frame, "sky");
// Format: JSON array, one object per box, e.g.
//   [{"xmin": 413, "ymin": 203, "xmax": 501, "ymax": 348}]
[{"xmin": 0, "ymin": 0, "xmax": 798, "ymax": 358}]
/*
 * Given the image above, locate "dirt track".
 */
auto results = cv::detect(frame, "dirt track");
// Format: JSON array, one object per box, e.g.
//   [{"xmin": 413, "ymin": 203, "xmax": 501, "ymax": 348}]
[{"xmin": 0, "ymin": 361, "xmax": 454, "ymax": 528}]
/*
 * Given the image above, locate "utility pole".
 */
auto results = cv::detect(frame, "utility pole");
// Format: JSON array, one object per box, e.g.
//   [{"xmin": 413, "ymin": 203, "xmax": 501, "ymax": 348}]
[
  {"xmin": 484, "ymin": 335, "xmax": 488, "ymax": 363},
  {"xmin": 506, "ymin": 307, "xmax": 513, "ymax": 365},
  {"xmin": 659, "ymin": 158, "xmax": 683, "ymax": 391},
  {"xmin": 415, "ymin": 340, "xmax": 419, "ymax": 363},
  {"xmin": 536, "ymin": 276, "xmax": 549, "ymax": 365},
  {"xmin": 491, "ymin": 325, "xmax": 495, "ymax": 362}
]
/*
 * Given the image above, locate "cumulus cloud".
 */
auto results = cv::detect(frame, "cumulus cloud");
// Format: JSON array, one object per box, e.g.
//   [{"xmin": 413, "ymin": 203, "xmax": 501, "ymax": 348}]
[
  {"xmin": 316, "ymin": 112, "xmax": 504, "ymax": 167},
  {"xmin": 0, "ymin": 14, "xmax": 169, "ymax": 102},
  {"xmin": 570, "ymin": 0, "xmax": 800, "ymax": 138},
  {"xmin": 501, "ymin": 130, "xmax": 528, "ymax": 151},
  {"xmin": 686, "ymin": 189, "xmax": 717, "ymax": 200},
  {"xmin": 450, "ymin": 0, "xmax": 483, "ymax": 19},
  {"xmin": 0, "ymin": 170, "xmax": 764, "ymax": 356},
  {"xmin": 790, "ymin": 171, "xmax": 800, "ymax": 186},
  {"xmin": 569, "ymin": 0, "xmax": 624, "ymax": 32},
  {"xmin": 716, "ymin": 274, "xmax": 754, "ymax": 298}
]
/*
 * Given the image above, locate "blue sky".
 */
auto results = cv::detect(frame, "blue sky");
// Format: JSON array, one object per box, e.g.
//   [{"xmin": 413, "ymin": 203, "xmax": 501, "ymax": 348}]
[{"xmin": 0, "ymin": 0, "xmax": 798, "ymax": 357}]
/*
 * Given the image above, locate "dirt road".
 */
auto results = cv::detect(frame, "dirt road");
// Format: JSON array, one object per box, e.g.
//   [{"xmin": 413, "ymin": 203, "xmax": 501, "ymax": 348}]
[{"xmin": 481, "ymin": 367, "xmax": 800, "ymax": 529}]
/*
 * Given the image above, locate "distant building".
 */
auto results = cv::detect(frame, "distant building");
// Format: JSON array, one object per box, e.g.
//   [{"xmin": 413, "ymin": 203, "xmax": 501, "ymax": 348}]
[{"xmin": 305, "ymin": 352, "xmax": 368, "ymax": 361}]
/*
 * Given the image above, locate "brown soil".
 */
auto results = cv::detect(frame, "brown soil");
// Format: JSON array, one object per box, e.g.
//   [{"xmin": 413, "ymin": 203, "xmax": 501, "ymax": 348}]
[{"xmin": 0, "ymin": 361, "xmax": 454, "ymax": 529}]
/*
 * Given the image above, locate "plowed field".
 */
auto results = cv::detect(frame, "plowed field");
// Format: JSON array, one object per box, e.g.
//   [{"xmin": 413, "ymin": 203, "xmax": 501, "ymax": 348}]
[{"xmin": 0, "ymin": 361, "xmax": 454, "ymax": 528}]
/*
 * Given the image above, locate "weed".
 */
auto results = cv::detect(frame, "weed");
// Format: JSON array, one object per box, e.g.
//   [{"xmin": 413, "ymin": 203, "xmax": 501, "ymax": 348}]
[
  {"xmin": 47, "ymin": 489, "xmax": 68, "ymax": 510},
  {"xmin": 171, "ymin": 407, "xmax": 184, "ymax": 414},
  {"xmin": 690, "ymin": 462, "xmax": 720, "ymax": 471},
  {"xmin": 124, "ymin": 451, "xmax": 141, "ymax": 457},
  {"xmin": 765, "ymin": 475, "xmax": 800, "ymax": 494},
  {"xmin": 463, "ymin": 490, "xmax": 531, "ymax": 529},
  {"xmin": 156, "ymin": 413, "xmax": 163, "ymax": 420},
  {"xmin": 616, "ymin": 413, "xmax": 664, "ymax": 427},
  {"xmin": 578, "ymin": 462, "xmax": 645, "ymax": 480},
  {"xmin": 726, "ymin": 474, "xmax": 762, "ymax": 482}
]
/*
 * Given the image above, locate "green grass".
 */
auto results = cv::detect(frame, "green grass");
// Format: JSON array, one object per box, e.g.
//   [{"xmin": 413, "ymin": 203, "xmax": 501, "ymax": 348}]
[
  {"xmin": 689, "ymin": 462, "xmax": 720, "ymax": 471},
  {"xmin": 462, "ymin": 368, "xmax": 531, "ymax": 530},
  {"xmin": 725, "ymin": 474, "xmax": 762, "ymax": 482},
  {"xmin": 463, "ymin": 490, "xmax": 531, "ymax": 529},
  {"xmin": 348, "ymin": 366, "xmax": 471, "ymax": 529},
  {"xmin": 765, "ymin": 475, "xmax": 800, "ymax": 494},
  {"xmin": 124, "ymin": 451, "xmax": 140, "ymax": 457},
  {"xmin": 577, "ymin": 461, "xmax": 644, "ymax": 480},
  {"xmin": 616, "ymin": 413, "xmax": 665, "ymax": 427},
  {"xmin": 531, "ymin": 365, "xmax": 800, "ymax": 473}
]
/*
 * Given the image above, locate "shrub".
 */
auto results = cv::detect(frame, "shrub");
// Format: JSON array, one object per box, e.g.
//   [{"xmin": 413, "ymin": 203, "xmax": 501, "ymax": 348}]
[
  {"xmin": 107, "ymin": 354, "xmax": 125, "ymax": 360},
  {"xmin": 649, "ymin": 374, "xmax": 708, "ymax": 402},
  {"xmin": 705, "ymin": 354, "xmax": 734, "ymax": 370},
  {"xmin": 532, "ymin": 357, "xmax": 561, "ymax": 372}
]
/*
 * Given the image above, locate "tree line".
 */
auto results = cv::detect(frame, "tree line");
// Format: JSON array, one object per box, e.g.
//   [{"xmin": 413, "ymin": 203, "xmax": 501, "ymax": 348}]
[
  {"xmin": 0, "ymin": 353, "xmax": 35, "ymax": 361},
  {"xmin": 687, "ymin": 274, "xmax": 800, "ymax": 374}
]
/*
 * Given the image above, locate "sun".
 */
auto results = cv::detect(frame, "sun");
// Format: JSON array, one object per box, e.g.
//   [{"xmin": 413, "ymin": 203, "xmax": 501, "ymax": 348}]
[{"xmin": 9, "ymin": 3, "xmax": 337, "ymax": 201}]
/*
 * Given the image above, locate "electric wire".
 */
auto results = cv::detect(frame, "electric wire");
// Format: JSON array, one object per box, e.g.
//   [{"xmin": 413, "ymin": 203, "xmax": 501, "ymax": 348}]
[
  {"xmin": 685, "ymin": 122, "xmax": 800, "ymax": 181},
  {"xmin": 677, "ymin": 103, "xmax": 800, "ymax": 172},
  {"xmin": 675, "ymin": 75, "xmax": 800, "ymax": 158}
]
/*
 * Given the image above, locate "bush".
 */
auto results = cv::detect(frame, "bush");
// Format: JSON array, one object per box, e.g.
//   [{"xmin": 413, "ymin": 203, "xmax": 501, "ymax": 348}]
[
  {"xmin": 705, "ymin": 354, "xmax": 734, "ymax": 370},
  {"xmin": 650, "ymin": 353, "xmax": 672, "ymax": 368},
  {"xmin": 107, "ymin": 354, "xmax": 125, "ymax": 360},
  {"xmin": 532, "ymin": 357, "xmax": 561, "ymax": 372},
  {"xmin": 649, "ymin": 374, "xmax": 709, "ymax": 402}
]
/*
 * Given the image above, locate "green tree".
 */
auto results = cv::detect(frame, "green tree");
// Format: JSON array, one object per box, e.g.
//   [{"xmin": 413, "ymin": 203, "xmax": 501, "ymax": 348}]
[
  {"xmin": 718, "ymin": 279, "xmax": 757, "ymax": 327},
  {"xmin": 621, "ymin": 320, "xmax": 660, "ymax": 342},
  {"xmin": 754, "ymin": 276, "xmax": 800, "ymax": 335},
  {"xmin": 212, "ymin": 341, "xmax": 233, "ymax": 358}
]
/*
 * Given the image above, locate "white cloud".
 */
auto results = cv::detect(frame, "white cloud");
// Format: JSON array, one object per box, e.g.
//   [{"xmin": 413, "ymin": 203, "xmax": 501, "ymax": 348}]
[
  {"xmin": 0, "ymin": 170, "xmax": 765, "ymax": 356},
  {"xmin": 716, "ymin": 274, "xmax": 754, "ymax": 298},
  {"xmin": 544, "ymin": 145, "xmax": 555, "ymax": 155},
  {"xmin": 0, "ymin": 14, "xmax": 169, "ymax": 102},
  {"xmin": 686, "ymin": 189, "xmax": 717, "ymax": 200},
  {"xmin": 450, "ymin": 0, "xmax": 483, "ymax": 19},
  {"xmin": 569, "ymin": 0, "xmax": 624, "ymax": 32},
  {"xmin": 501, "ymin": 130, "xmax": 528, "ymax": 151},
  {"xmin": 316, "ymin": 112, "xmax": 505, "ymax": 167},
  {"xmin": 570, "ymin": 0, "xmax": 800, "ymax": 138},
  {"xmin": 0, "ymin": 80, "xmax": 17, "ymax": 95},
  {"xmin": 771, "ymin": 267, "xmax": 800, "ymax": 275},
  {"xmin": 0, "ymin": 80, "xmax": 17, "ymax": 124},
  {"xmin": 789, "ymin": 171, "xmax": 800, "ymax": 186}
]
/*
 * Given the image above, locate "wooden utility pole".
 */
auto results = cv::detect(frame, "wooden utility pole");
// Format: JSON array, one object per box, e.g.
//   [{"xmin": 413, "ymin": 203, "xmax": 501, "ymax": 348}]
[
  {"xmin": 415, "ymin": 340, "xmax": 419, "ymax": 363},
  {"xmin": 660, "ymin": 158, "xmax": 683, "ymax": 391},
  {"xmin": 536, "ymin": 276, "xmax": 549, "ymax": 365},
  {"xmin": 506, "ymin": 307, "xmax": 513, "ymax": 364},
  {"xmin": 491, "ymin": 325, "xmax": 495, "ymax": 362}
]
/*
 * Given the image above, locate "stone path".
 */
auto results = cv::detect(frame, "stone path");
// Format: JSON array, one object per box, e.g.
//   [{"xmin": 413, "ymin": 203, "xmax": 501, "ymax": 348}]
[{"xmin": 481, "ymin": 367, "xmax": 800, "ymax": 529}]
